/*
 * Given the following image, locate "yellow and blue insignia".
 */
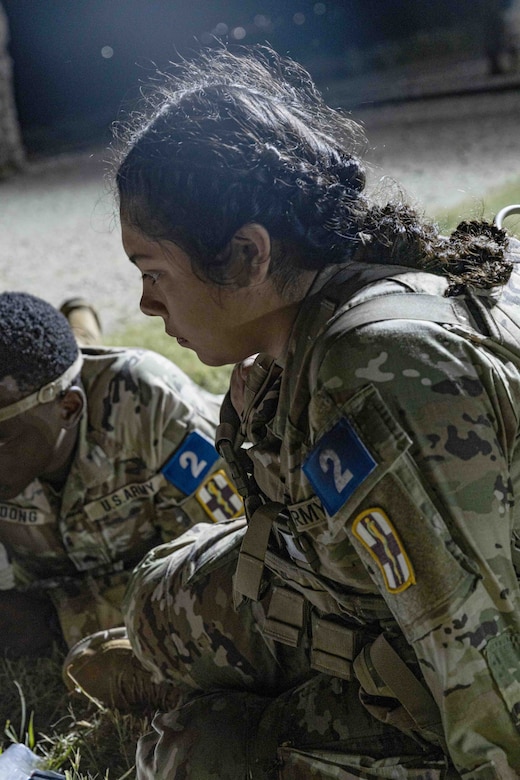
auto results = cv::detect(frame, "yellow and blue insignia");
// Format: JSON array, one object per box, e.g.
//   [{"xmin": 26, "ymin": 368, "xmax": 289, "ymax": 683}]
[
  {"xmin": 196, "ymin": 469, "xmax": 244, "ymax": 523},
  {"xmin": 352, "ymin": 507, "xmax": 415, "ymax": 593}
]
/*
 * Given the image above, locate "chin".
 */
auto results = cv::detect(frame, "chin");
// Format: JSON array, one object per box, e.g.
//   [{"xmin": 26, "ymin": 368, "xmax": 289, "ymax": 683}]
[{"xmin": 195, "ymin": 350, "xmax": 235, "ymax": 368}]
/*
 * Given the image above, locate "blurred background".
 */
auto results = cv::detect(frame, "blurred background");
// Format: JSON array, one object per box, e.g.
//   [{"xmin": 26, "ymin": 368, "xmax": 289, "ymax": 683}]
[
  {"xmin": 1, "ymin": 0, "xmax": 519, "ymax": 388},
  {"xmin": 3, "ymin": 0, "xmax": 519, "ymax": 154}
]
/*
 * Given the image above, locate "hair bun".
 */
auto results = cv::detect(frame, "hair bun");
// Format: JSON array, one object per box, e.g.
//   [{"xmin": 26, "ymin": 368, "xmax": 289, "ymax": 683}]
[{"xmin": 331, "ymin": 153, "xmax": 365, "ymax": 192}]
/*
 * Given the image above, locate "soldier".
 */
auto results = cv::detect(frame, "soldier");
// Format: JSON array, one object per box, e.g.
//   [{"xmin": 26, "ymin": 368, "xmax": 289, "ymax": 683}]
[
  {"xmin": 0, "ymin": 292, "xmax": 242, "ymax": 676},
  {"xmin": 81, "ymin": 46, "xmax": 520, "ymax": 776}
]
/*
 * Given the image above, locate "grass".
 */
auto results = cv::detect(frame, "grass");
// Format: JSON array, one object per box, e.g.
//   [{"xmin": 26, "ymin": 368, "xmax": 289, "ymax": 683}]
[
  {"xmin": 0, "ymin": 649, "xmax": 151, "ymax": 779},
  {"xmin": 433, "ymin": 177, "xmax": 520, "ymax": 236},
  {"xmin": 2, "ymin": 176, "xmax": 519, "ymax": 780}
]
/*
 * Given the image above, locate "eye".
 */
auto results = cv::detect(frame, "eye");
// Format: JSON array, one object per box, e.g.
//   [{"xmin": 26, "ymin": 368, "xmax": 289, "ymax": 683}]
[{"xmin": 141, "ymin": 271, "xmax": 161, "ymax": 285}]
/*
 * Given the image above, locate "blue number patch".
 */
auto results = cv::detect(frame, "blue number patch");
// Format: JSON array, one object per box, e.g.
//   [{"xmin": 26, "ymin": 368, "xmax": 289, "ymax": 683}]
[
  {"xmin": 302, "ymin": 418, "xmax": 377, "ymax": 516},
  {"xmin": 162, "ymin": 431, "xmax": 220, "ymax": 495}
]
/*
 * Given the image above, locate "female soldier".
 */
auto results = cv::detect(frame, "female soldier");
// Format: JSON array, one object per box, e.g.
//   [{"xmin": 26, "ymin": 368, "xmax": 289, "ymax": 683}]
[{"xmin": 113, "ymin": 45, "xmax": 520, "ymax": 778}]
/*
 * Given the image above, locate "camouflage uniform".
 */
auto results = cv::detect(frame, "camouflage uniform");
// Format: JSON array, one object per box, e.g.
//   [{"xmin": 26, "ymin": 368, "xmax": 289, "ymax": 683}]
[
  {"xmin": 124, "ymin": 247, "xmax": 520, "ymax": 778},
  {"xmin": 0, "ymin": 346, "xmax": 241, "ymax": 648}
]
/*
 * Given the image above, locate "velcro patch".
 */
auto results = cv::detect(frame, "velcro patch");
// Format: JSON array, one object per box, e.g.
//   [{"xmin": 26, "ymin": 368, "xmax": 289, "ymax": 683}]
[
  {"xmin": 352, "ymin": 507, "xmax": 415, "ymax": 593},
  {"xmin": 161, "ymin": 431, "xmax": 220, "ymax": 495},
  {"xmin": 195, "ymin": 469, "xmax": 244, "ymax": 523},
  {"xmin": 0, "ymin": 503, "xmax": 47, "ymax": 525},
  {"xmin": 302, "ymin": 417, "xmax": 376, "ymax": 516}
]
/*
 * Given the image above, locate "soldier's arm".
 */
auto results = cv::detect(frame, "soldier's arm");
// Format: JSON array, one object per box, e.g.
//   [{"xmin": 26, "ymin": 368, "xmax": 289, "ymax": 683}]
[
  {"xmin": 132, "ymin": 354, "xmax": 241, "ymax": 539},
  {"xmin": 311, "ymin": 319, "xmax": 520, "ymax": 777}
]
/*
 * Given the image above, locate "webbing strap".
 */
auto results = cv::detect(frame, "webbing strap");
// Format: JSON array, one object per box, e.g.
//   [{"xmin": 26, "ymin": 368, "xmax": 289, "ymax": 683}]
[
  {"xmin": 370, "ymin": 634, "xmax": 442, "ymax": 732},
  {"xmin": 322, "ymin": 291, "xmax": 465, "ymax": 342},
  {"xmin": 309, "ymin": 291, "xmax": 473, "ymax": 391},
  {"xmin": 234, "ymin": 502, "xmax": 285, "ymax": 600}
]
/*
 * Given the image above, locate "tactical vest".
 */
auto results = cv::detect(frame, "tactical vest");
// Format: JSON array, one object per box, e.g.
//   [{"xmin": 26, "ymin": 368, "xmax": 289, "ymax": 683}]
[{"xmin": 216, "ymin": 236, "xmax": 520, "ymax": 747}]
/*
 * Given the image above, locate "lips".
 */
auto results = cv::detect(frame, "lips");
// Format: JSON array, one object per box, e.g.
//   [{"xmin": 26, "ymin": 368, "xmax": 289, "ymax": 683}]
[{"xmin": 165, "ymin": 325, "xmax": 188, "ymax": 346}]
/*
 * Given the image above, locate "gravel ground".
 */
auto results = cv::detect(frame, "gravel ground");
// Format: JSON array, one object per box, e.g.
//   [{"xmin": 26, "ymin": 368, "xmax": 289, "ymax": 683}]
[
  {"xmin": 358, "ymin": 90, "xmax": 520, "ymax": 214},
  {"xmin": 0, "ymin": 147, "xmax": 141, "ymax": 335},
  {"xmin": 1, "ymin": 82, "xmax": 520, "ymax": 337}
]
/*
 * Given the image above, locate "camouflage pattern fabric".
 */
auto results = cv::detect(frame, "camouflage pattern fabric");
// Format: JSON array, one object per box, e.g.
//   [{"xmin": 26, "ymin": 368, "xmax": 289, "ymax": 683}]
[
  {"xmin": 0, "ymin": 346, "xmax": 241, "ymax": 648},
  {"xmin": 126, "ymin": 520, "xmax": 449, "ymax": 779},
  {"xmin": 124, "ymin": 258, "xmax": 520, "ymax": 778}
]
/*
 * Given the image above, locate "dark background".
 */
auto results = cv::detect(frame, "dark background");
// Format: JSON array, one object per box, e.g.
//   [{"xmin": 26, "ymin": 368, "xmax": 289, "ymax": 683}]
[{"xmin": 2, "ymin": 0, "xmax": 493, "ymax": 152}]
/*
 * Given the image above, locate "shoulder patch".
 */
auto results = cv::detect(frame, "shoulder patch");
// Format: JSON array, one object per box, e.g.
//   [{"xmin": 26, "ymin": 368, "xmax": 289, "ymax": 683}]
[
  {"xmin": 352, "ymin": 507, "xmax": 415, "ymax": 593},
  {"xmin": 302, "ymin": 417, "xmax": 376, "ymax": 516},
  {"xmin": 161, "ymin": 430, "xmax": 220, "ymax": 495},
  {"xmin": 195, "ymin": 469, "xmax": 244, "ymax": 523}
]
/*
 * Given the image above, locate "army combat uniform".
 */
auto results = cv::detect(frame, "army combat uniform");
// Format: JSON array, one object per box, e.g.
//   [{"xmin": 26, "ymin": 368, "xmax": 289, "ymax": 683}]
[
  {"xmin": 124, "ymin": 244, "xmax": 520, "ymax": 778},
  {"xmin": 0, "ymin": 346, "xmax": 242, "ymax": 648}
]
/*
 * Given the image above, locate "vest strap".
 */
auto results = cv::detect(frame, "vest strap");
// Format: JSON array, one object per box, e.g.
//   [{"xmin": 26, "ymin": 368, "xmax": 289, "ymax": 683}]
[
  {"xmin": 234, "ymin": 502, "xmax": 285, "ymax": 600},
  {"xmin": 369, "ymin": 634, "xmax": 443, "ymax": 733}
]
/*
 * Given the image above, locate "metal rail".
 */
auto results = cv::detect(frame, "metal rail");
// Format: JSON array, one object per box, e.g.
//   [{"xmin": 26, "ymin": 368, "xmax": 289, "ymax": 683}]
[{"xmin": 495, "ymin": 204, "xmax": 520, "ymax": 229}]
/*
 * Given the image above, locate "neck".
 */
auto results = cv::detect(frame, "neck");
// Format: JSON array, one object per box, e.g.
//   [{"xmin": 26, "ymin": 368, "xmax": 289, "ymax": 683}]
[
  {"xmin": 40, "ymin": 427, "xmax": 79, "ymax": 490},
  {"xmin": 272, "ymin": 269, "xmax": 320, "ymax": 360}
]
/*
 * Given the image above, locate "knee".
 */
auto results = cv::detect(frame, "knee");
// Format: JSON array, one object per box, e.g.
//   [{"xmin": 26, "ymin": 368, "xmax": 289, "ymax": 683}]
[{"xmin": 122, "ymin": 533, "xmax": 197, "ymax": 679}]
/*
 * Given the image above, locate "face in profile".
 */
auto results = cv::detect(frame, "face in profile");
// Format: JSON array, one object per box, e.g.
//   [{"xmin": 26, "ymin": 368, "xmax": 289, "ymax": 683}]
[
  {"xmin": 0, "ymin": 377, "xmax": 81, "ymax": 500},
  {"xmin": 121, "ymin": 221, "xmax": 297, "ymax": 367}
]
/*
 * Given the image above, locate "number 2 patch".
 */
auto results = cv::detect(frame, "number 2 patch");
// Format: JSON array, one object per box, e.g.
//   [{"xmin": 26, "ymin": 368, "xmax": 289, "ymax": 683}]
[
  {"xmin": 302, "ymin": 417, "xmax": 376, "ymax": 516},
  {"xmin": 162, "ymin": 431, "xmax": 220, "ymax": 495}
]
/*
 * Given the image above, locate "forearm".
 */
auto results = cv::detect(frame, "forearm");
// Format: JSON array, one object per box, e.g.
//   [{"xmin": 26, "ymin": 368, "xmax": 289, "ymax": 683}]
[{"xmin": 416, "ymin": 577, "xmax": 520, "ymax": 776}]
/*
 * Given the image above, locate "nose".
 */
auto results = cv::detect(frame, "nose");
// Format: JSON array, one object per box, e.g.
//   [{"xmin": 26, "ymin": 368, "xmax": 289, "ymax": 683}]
[{"xmin": 140, "ymin": 288, "xmax": 167, "ymax": 318}]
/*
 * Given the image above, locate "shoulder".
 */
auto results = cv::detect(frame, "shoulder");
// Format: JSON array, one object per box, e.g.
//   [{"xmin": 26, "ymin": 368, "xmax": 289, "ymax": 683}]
[
  {"xmin": 308, "ymin": 283, "xmax": 508, "ymax": 438},
  {"xmin": 310, "ymin": 272, "xmax": 455, "ymax": 389},
  {"xmin": 81, "ymin": 346, "xmax": 216, "ymax": 402},
  {"xmin": 81, "ymin": 346, "xmax": 221, "ymax": 435},
  {"xmin": 81, "ymin": 345, "xmax": 187, "ymax": 386}
]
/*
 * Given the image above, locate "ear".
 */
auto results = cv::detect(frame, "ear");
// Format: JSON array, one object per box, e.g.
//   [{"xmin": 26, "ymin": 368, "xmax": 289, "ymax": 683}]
[
  {"xmin": 58, "ymin": 386, "xmax": 85, "ymax": 429},
  {"xmin": 228, "ymin": 223, "xmax": 272, "ymax": 286}
]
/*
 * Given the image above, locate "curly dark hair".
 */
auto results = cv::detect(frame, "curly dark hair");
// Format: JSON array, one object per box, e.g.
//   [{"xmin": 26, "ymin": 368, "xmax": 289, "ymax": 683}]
[
  {"xmin": 114, "ymin": 45, "xmax": 511, "ymax": 296},
  {"xmin": 0, "ymin": 292, "xmax": 79, "ymax": 395}
]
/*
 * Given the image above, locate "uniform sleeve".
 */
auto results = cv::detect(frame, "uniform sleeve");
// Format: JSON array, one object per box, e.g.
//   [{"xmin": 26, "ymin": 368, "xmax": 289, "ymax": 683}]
[
  {"xmin": 128, "ymin": 352, "xmax": 240, "ymax": 541},
  {"xmin": 308, "ymin": 319, "xmax": 520, "ymax": 777}
]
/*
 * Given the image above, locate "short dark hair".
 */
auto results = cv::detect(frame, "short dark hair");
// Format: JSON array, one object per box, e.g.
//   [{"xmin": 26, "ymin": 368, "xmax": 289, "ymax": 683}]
[
  {"xmin": 0, "ymin": 292, "xmax": 78, "ymax": 394},
  {"xmin": 114, "ymin": 44, "xmax": 511, "ymax": 295}
]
